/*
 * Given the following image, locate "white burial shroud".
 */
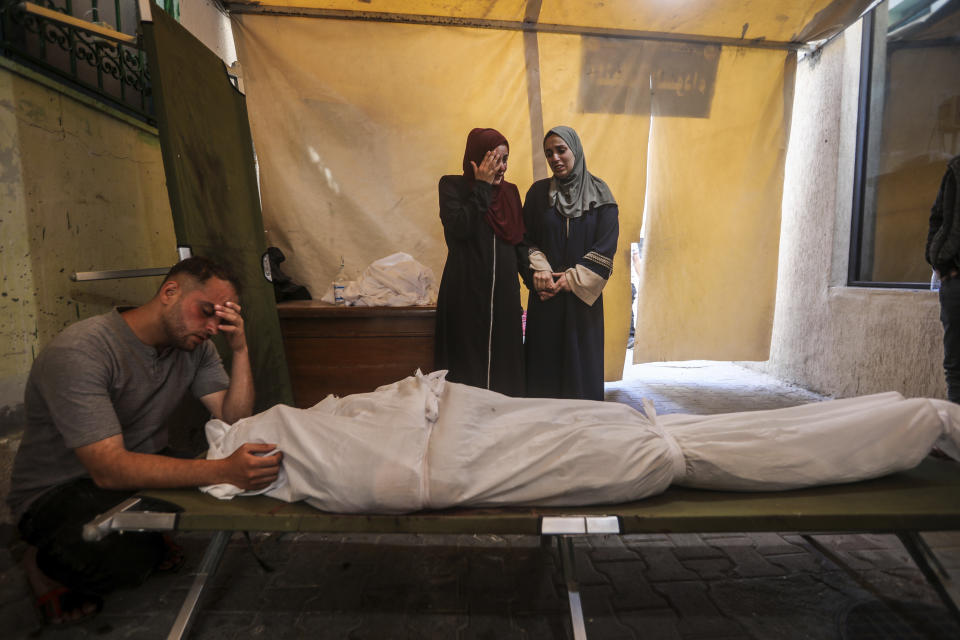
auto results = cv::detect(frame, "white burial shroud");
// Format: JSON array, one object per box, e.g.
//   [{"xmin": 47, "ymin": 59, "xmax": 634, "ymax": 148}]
[{"xmin": 202, "ymin": 371, "xmax": 960, "ymax": 514}]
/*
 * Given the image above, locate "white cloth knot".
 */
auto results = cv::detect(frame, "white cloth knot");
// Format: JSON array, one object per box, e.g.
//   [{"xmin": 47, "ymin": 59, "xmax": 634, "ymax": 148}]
[{"xmin": 640, "ymin": 398, "xmax": 686, "ymax": 484}]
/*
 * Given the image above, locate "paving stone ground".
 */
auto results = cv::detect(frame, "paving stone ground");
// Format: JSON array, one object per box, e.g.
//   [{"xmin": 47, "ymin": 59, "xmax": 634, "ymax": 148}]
[{"xmin": 3, "ymin": 360, "xmax": 959, "ymax": 639}]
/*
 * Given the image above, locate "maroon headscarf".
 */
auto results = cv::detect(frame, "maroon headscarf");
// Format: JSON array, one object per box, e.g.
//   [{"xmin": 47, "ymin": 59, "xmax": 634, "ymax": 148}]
[{"xmin": 462, "ymin": 128, "xmax": 525, "ymax": 245}]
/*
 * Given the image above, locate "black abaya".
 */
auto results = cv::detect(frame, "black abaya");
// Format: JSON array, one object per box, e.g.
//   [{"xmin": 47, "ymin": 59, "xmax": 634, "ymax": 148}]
[{"xmin": 434, "ymin": 175, "xmax": 526, "ymax": 396}]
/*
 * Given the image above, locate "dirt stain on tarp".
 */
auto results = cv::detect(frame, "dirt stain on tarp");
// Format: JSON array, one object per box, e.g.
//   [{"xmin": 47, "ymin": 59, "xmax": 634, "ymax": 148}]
[{"xmin": 0, "ymin": 146, "xmax": 17, "ymax": 184}]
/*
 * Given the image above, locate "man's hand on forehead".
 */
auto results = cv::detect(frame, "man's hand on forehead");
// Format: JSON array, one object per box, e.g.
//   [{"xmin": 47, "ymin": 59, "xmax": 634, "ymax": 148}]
[
  {"xmin": 215, "ymin": 301, "xmax": 242, "ymax": 323},
  {"xmin": 215, "ymin": 301, "xmax": 247, "ymax": 352},
  {"xmin": 210, "ymin": 286, "xmax": 239, "ymax": 308}
]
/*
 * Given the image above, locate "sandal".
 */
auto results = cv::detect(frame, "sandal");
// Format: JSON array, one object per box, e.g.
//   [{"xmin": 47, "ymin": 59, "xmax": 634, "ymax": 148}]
[
  {"xmin": 157, "ymin": 534, "xmax": 185, "ymax": 573},
  {"xmin": 35, "ymin": 586, "xmax": 103, "ymax": 625}
]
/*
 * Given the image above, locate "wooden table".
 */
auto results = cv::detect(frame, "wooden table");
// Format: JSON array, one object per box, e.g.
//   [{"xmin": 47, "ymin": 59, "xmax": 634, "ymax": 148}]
[{"xmin": 276, "ymin": 301, "xmax": 436, "ymax": 407}]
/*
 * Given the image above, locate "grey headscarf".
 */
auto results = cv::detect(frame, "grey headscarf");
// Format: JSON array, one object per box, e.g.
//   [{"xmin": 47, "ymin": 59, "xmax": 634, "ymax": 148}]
[{"xmin": 546, "ymin": 126, "xmax": 617, "ymax": 219}]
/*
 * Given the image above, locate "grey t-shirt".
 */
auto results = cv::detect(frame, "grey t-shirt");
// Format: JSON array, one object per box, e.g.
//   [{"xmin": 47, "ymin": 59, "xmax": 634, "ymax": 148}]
[{"xmin": 8, "ymin": 309, "xmax": 230, "ymax": 518}]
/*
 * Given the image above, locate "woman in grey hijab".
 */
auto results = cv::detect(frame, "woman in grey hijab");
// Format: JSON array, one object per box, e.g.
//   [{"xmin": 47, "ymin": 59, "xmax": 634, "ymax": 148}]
[{"xmin": 521, "ymin": 126, "xmax": 619, "ymax": 400}]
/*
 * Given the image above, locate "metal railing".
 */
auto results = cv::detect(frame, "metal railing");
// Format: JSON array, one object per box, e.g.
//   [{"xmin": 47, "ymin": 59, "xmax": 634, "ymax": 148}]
[{"xmin": 0, "ymin": 0, "xmax": 157, "ymax": 122}]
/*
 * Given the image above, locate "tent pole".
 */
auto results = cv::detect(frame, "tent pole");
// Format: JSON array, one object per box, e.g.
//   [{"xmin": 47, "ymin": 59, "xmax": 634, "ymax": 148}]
[{"xmin": 224, "ymin": 4, "xmax": 805, "ymax": 51}]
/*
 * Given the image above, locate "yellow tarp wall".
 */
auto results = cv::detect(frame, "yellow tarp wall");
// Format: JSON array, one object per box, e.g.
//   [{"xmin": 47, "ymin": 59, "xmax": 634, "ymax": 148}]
[{"xmin": 233, "ymin": 13, "xmax": 793, "ymax": 378}]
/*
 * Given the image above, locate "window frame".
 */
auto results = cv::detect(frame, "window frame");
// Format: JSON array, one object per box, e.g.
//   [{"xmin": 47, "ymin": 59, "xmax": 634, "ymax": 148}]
[{"xmin": 848, "ymin": 7, "xmax": 932, "ymax": 290}]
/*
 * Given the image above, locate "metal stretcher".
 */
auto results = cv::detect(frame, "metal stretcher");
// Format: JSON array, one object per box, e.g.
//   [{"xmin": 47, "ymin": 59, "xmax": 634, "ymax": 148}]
[{"xmin": 84, "ymin": 457, "xmax": 960, "ymax": 640}]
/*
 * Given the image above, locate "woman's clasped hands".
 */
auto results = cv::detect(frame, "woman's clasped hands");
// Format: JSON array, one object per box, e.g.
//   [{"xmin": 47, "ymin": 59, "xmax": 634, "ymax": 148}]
[{"xmin": 533, "ymin": 270, "xmax": 569, "ymax": 301}]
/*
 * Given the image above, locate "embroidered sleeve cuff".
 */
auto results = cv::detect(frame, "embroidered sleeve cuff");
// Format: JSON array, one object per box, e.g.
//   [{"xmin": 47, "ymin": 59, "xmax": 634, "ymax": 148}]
[
  {"xmin": 565, "ymin": 265, "xmax": 607, "ymax": 306},
  {"xmin": 529, "ymin": 250, "xmax": 552, "ymax": 273},
  {"xmin": 583, "ymin": 251, "xmax": 614, "ymax": 279}
]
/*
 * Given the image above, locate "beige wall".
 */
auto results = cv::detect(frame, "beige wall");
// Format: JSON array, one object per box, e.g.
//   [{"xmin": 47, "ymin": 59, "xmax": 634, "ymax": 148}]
[
  {"xmin": 745, "ymin": 22, "xmax": 945, "ymax": 399},
  {"xmin": 0, "ymin": 62, "xmax": 176, "ymax": 520}
]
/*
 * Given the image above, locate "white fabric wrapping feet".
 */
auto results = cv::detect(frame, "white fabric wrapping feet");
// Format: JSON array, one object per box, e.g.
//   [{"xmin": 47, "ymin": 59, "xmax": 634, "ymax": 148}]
[
  {"xmin": 663, "ymin": 392, "xmax": 947, "ymax": 490},
  {"xmin": 201, "ymin": 374, "xmax": 958, "ymax": 513}
]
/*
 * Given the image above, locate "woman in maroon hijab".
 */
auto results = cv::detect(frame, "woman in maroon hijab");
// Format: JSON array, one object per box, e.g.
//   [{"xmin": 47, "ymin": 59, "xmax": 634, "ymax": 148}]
[{"xmin": 434, "ymin": 128, "xmax": 527, "ymax": 396}]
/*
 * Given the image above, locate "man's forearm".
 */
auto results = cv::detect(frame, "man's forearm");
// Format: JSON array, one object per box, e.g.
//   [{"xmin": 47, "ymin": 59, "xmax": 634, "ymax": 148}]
[
  {"xmin": 77, "ymin": 434, "xmax": 282, "ymax": 492},
  {"xmin": 86, "ymin": 450, "xmax": 230, "ymax": 491},
  {"xmin": 222, "ymin": 347, "xmax": 255, "ymax": 423}
]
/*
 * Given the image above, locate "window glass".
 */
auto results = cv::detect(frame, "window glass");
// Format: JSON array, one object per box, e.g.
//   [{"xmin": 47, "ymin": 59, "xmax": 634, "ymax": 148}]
[{"xmin": 852, "ymin": 0, "xmax": 960, "ymax": 286}]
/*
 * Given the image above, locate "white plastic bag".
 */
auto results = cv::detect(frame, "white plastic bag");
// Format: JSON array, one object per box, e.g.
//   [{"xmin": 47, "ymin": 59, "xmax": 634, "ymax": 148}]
[{"xmin": 319, "ymin": 252, "xmax": 436, "ymax": 306}]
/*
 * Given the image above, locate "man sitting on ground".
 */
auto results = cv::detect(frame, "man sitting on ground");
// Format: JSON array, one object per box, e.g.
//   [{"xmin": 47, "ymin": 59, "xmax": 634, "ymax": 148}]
[{"xmin": 7, "ymin": 256, "xmax": 283, "ymax": 625}]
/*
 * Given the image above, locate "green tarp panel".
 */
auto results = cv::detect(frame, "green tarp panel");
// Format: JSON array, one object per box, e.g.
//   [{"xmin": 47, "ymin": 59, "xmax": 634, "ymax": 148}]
[{"xmin": 142, "ymin": 6, "xmax": 293, "ymax": 412}]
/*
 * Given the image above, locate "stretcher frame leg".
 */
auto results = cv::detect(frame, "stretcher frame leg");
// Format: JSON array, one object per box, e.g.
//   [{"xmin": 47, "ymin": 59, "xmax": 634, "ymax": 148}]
[
  {"xmin": 82, "ymin": 496, "xmax": 178, "ymax": 542},
  {"xmin": 82, "ymin": 499, "xmax": 225, "ymax": 640},
  {"xmin": 897, "ymin": 532, "xmax": 960, "ymax": 623},
  {"xmin": 805, "ymin": 531, "xmax": 960, "ymax": 626},
  {"xmin": 540, "ymin": 515, "xmax": 621, "ymax": 640},
  {"xmin": 86, "ymin": 498, "xmax": 960, "ymax": 639},
  {"xmin": 558, "ymin": 536, "xmax": 587, "ymax": 640},
  {"xmin": 167, "ymin": 530, "xmax": 232, "ymax": 640}
]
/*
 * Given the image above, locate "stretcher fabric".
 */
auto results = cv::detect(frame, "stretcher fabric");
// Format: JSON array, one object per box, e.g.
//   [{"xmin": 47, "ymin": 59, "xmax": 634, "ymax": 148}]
[
  {"xmin": 201, "ymin": 371, "xmax": 960, "ymax": 513},
  {"xmin": 143, "ymin": 457, "xmax": 960, "ymax": 535}
]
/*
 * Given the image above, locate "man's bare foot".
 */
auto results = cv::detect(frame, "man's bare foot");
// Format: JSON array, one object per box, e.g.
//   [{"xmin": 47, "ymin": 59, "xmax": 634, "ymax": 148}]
[{"xmin": 23, "ymin": 546, "xmax": 102, "ymax": 624}]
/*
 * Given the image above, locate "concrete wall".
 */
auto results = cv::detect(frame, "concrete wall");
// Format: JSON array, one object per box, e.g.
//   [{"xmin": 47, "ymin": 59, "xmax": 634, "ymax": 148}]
[
  {"xmin": 745, "ymin": 22, "xmax": 946, "ymax": 399},
  {"xmin": 0, "ymin": 61, "xmax": 177, "ymax": 522},
  {"xmin": 180, "ymin": 0, "xmax": 238, "ymax": 66}
]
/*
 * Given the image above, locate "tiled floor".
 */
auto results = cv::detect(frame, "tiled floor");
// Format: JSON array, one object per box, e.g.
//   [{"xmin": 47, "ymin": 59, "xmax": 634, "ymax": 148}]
[{"xmin": 3, "ymin": 360, "xmax": 959, "ymax": 639}]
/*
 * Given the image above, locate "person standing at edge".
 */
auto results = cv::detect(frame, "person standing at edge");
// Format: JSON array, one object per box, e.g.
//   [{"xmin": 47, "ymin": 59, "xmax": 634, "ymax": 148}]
[
  {"xmin": 522, "ymin": 126, "xmax": 619, "ymax": 400},
  {"xmin": 435, "ymin": 128, "xmax": 527, "ymax": 396},
  {"xmin": 926, "ymin": 154, "xmax": 960, "ymax": 402},
  {"xmin": 7, "ymin": 256, "xmax": 283, "ymax": 625}
]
